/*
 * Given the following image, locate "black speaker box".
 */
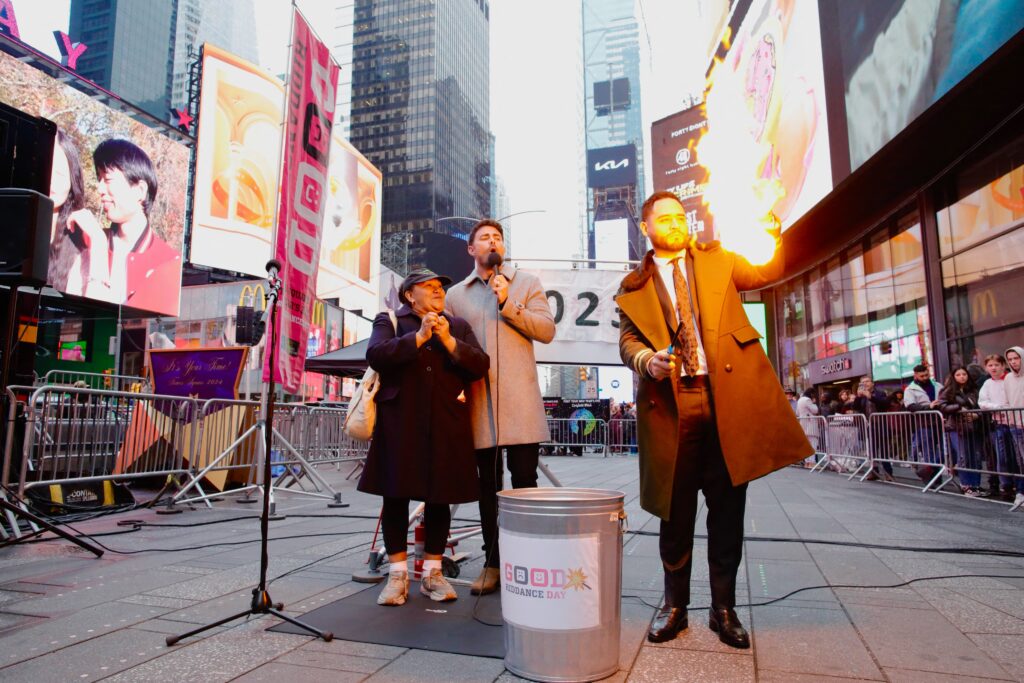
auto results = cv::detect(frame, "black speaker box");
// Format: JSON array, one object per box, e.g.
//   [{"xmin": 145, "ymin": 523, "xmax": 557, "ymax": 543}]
[{"xmin": 0, "ymin": 188, "xmax": 52, "ymax": 284}]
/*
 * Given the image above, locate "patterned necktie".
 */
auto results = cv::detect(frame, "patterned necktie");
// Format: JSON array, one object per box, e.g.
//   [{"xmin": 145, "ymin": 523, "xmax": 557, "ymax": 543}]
[{"xmin": 671, "ymin": 257, "xmax": 700, "ymax": 376}]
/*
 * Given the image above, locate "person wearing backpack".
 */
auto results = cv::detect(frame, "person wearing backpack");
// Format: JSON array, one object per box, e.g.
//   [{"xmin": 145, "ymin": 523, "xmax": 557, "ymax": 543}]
[{"xmin": 358, "ymin": 269, "xmax": 489, "ymax": 607}]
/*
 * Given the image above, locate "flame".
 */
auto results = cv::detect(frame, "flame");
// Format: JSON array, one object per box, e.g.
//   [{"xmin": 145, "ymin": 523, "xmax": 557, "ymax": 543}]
[{"xmin": 696, "ymin": 36, "xmax": 784, "ymax": 265}]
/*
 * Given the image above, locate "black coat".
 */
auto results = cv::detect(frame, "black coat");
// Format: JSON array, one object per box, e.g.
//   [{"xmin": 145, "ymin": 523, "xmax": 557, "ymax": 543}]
[{"xmin": 357, "ymin": 305, "xmax": 489, "ymax": 504}]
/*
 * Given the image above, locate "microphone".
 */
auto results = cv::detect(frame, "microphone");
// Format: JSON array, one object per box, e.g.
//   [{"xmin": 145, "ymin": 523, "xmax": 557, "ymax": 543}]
[{"xmin": 485, "ymin": 250, "xmax": 503, "ymax": 276}]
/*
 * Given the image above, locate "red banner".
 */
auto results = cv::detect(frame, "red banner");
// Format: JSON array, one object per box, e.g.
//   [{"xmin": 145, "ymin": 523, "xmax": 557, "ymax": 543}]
[{"xmin": 264, "ymin": 11, "xmax": 340, "ymax": 394}]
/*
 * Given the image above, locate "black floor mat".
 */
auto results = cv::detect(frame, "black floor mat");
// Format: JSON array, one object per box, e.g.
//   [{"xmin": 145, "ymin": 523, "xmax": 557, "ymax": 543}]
[{"xmin": 268, "ymin": 583, "xmax": 505, "ymax": 658}]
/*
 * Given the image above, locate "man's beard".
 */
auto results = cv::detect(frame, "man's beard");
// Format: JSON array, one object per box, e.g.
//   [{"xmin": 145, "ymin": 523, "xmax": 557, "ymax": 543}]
[{"xmin": 649, "ymin": 230, "xmax": 690, "ymax": 254}]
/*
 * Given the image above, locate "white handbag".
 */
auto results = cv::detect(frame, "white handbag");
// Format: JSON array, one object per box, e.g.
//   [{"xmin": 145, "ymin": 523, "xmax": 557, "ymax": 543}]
[{"xmin": 343, "ymin": 311, "xmax": 397, "ymax": 442}]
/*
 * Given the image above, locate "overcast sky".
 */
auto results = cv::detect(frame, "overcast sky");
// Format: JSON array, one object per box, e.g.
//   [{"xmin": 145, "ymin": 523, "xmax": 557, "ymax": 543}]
[{"xmin": 12, "ymin": 0, "xmax": 709, "ymax": 261}]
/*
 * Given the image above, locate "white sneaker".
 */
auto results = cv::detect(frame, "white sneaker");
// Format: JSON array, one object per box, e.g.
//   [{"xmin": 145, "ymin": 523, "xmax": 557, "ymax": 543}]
[
  {"xmin": 1010, "ymin": 493, "xmax": 1024, "ymax": 512},
  {"xmin": 377, "ymin": 571, "xmax": 409, "ymax": 606},
  {"xmin": 420, "ymin": 568, "xmax": 457, "ymax": 602}
]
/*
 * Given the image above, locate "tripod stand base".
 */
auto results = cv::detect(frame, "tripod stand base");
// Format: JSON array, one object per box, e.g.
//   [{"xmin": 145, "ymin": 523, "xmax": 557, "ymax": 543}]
[{"xmin": 166, "ymin": 590, "xmax": 332, "ymax": 646}]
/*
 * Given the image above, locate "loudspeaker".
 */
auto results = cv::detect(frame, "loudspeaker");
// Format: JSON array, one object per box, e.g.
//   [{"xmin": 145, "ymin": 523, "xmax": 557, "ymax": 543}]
[{"xmin": 0, "ymin": 188, "xmax": 52, "ymax": 284}]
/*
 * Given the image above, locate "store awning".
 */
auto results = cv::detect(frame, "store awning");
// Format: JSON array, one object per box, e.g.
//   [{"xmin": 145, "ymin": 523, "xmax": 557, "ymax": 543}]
[{"xmin": 304, "ymin": 339, "xmax": 370, "ymax": 378}]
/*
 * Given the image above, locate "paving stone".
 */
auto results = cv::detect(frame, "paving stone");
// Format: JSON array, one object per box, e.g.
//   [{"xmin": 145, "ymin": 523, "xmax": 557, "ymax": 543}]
[
  {"xmin": 365, "ymin": 649, "xmax": 506, "ymax": 682},
  {"xmin": 965, "ymin": 633, "xmax": 1024, "ymax": 681},
  {"xmin": 916, "ymin": 587, "xmax": 1024, "ymax": 635},
  {"xmin": 752, "ymin": 605, "xmax": 882, "ymax": 680},
  {"xmin": 101, "ymin": 618, "xmax": 304, "ymax": 683},
  {"xmin": 277, "ymin": 648, "xmax": 388, "ymax": 673},
  {"xmin": 844, "ymin": 602, "xmax": 1010, "ymax": 679},
  {"xmin": 231, "ymin": 661, "xmax": 367, "ymax": 682},
  {"xmin": 883, "ymin": 667, "xmax": 1015, "ymax": 682},
  {"xmin": 758, "ymin": 671, "xmax": 882, "ymax": 682},
  {"xmin": 627, "ymin": 647, "xmax": 754, "ymax": 682},
  {"xmin": 300, "ymin": 637, "xmax": 407, "ymax": 659}
]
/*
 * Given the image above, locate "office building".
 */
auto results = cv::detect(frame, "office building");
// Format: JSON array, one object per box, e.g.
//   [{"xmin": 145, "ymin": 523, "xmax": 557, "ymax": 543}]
[{"xmin": 349, "ymin": 0, "xmax": 491, "ymax": 273}]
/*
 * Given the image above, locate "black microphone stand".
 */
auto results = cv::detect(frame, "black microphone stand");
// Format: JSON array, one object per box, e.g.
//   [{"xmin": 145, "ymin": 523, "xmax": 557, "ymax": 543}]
[{"xmin": 166, "ymin": 260, "xmax": 332, "ymax": 645}]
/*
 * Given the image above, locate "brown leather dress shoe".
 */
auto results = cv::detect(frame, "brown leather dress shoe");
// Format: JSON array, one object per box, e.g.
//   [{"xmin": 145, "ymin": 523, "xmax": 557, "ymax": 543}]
[
  {"xmin": 708, "ymin": 607, "xmax": 750, "ymax": 649},
  {"xmin": 469, "ymin": 567, "xmax": 500, "ymax": 595},
  {"xmin": 647, "ymin": 607, "xmax": 688, "ymax": 643}
]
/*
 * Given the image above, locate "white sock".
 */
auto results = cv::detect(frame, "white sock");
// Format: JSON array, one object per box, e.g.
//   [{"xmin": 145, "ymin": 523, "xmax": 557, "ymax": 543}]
[
  {"xmin": 388, "ymin": 559, "xmax": 409, "ymax": 575},
  {"xmin": 422, "ymin": 559, "xmax": 442, "ymax": 572}
]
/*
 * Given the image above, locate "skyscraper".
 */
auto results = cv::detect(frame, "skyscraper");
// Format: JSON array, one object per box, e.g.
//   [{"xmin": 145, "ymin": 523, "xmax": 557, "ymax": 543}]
[
  {"xmin": 349, "ymin": 0, "xmax": 491, "ymax": 273},
  {"xmin": 582, "ymin": 0, "xmax": 645, "ymax": 261},
  {"xmin": 69, "ymin": 0, "xmax": 257, "ymax": 122}
]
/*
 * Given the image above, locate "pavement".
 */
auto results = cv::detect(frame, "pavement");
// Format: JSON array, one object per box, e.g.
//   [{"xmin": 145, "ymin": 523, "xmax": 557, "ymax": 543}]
[{"xmin": 1, "ymin": 457, "xmax": 1023, "ymax": 682}]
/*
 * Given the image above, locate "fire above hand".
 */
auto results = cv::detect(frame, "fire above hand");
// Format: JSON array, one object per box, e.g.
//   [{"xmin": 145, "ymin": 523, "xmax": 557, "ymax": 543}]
[{"xmin": 697, "ymin": 39, "xmax": 784, "ymax": 265}]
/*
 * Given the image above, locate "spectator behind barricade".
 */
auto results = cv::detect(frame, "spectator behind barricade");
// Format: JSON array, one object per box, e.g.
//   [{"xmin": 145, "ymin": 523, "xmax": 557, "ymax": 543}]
[
  {"xmin": 968, "ymin": 363, "xmax": 990, "ymax": 389},
  {"xmin": 609, "ymin": 402, "xmax": 623, "ymax": 454},
  {"xmin": 819, "ymin": 391, "xmax": 835, "ymax": 418},
  {"xmin": 888, "ymin": 390, "xmax": 905, "ymax": 411},
  {"xmin": 980, "ymin": 353, "xmax": 1024, "ymax": 508},
  {"xmin": 853, "ymin": 378, "xmax": 894, "ymax": 481},
  {"xmin": 904, "ymin": 364, "xmax": 944, "ymax": 481},
  {"xmin": 796, "ymin": 388, "xmax": 819, "ymax": 418},
  {"xmin": 1003, "ymin": 347, "xmax": 1024, "ymax": 511},
  {"xmin": 937, "ymin": 366, "xmax": 984, "ymax": 497},
  {"xmin": 784, "ymin": 387, "xmax": 798, "ymax": 413}
]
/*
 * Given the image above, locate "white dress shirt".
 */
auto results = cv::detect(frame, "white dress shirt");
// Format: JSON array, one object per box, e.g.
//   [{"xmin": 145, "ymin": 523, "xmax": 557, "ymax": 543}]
[{"xmin": 653, "ymin": 253, "xmax": 708, "ymax": 376}]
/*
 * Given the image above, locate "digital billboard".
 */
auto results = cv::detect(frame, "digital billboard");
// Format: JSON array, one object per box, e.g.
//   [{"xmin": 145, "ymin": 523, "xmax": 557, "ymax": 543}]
[
  {"xmin": 651, "ymin": 106, "xmax": 712, "ymax": 241},
  {"xmin": 586, "ymin": 144, "xmax": 637, "ymax": 188},
  {"xmin": 698, "ymin": 0, "xmax": 833, "ymax": 233},
  {"xmin": 0, "ymin": 49, "xmax": 188, "ymax": 316},
  {"xmin": 191, "ymin": 44, "xmax": 381, "ymax": 307},
  {"xmin": 833, "ymin": 1, "xmax": 1024, "ymax": 171}
]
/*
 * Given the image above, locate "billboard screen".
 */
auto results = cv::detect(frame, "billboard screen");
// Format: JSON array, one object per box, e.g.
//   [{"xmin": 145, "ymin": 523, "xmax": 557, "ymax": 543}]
[
  {"xmin": 191, "ymin": 45, "xmax": 381, "ymax": 306},
  {"xmin": 701, "ymin": 0, "xmax": 833, "ymax": 232},
  {"xmin": 0, "ymin": 50, "xmax": 188, "ymax": 316},
  {"xmin": 651, "ymin": 106, "xmax": 712, "ymax": 241},
  {"xmin": 833, "ymin": 1, "xmax": 1024, "ymax": 171},
  {"xmin": 586, "ymin": 144, "xmax": 637, "ymax": 188}
]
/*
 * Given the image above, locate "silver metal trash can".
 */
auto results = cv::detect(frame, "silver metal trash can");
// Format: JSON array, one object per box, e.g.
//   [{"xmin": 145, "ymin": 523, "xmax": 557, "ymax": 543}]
[{"xmin": 498, "ymin": 487, "xmax": 626, "ymax": 683}]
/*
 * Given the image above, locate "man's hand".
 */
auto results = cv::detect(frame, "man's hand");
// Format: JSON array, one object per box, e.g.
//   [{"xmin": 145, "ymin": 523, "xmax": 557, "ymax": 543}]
[
  {"xmin": 930, "ymin": 399, "xmax": 942, "ymax": 409},
  {"xmin": 490, "ymin": 273, "xmax": 509, "ymax": 306},
  {"xmin": 416, "ymin": 312, "xmax": 438, "ymax": 346},
  {"xmin": 647, "ymin": 350, "xmax": 675, "ymax": 381}
]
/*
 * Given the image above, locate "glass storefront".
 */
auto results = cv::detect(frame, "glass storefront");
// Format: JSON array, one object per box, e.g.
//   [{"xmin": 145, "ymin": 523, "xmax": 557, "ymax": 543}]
[{"xmin": 775, "ymin": 123, "xmax": 1024, "ymax": 392}]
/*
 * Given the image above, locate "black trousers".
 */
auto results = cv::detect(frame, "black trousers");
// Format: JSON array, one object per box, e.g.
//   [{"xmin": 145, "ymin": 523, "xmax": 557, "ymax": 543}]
[
  {"xmin": 476, "ymin": 443, "xmax": 540, "ymax": 568},
  {"xmin": 381, "ymin": 497, "xmax": 451, "ymax": 557},
  {"xmin": 659, "ymin": 383, "xmax": 748, "ymax": 610}
]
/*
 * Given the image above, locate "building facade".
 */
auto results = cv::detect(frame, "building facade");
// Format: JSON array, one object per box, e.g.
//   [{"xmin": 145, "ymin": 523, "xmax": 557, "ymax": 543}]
[
  {"xmin": 582, "ymin": 0, "xmax": 645, "ymax": 262},
  {"xmin": 69, "ymin": 0, "xmax": 257, "ymax": 122},
  {"xmin": 349, "ymin": 0, "xmax": 491, "ymax": 273}
]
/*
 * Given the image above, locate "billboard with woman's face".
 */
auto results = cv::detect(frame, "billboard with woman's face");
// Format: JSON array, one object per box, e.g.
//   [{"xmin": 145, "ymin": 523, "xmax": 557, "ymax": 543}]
[{"xmin": 0, "ymin": 49, "xmax": 188, "ymax": 316}]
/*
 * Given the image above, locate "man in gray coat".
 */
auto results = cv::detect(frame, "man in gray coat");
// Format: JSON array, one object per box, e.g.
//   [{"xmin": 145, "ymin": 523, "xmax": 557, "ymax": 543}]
[{"xmin": 446, "ymin": 218, "xmax": 555, "ymax": 595}]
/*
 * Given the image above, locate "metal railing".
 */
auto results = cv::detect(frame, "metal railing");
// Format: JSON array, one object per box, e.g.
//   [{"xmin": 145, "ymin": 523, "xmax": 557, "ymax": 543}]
[
  {"xmin": 941, "ymin": 408, "xmax": 1024, "ymax": 498},
  {"xmin": 798, "ymin": 416, "xmax": 828, "ymax": 469},
  {"xmin": 542, "ymin": 417, "xmax": 609, "ymax": 456},
  {"xmin": 39, "ymin": 370, "xmax": 150, "ymax": 393},
  {"xmin": 607, "ymin": 418, "xmax": 638, "ymax": 456}
]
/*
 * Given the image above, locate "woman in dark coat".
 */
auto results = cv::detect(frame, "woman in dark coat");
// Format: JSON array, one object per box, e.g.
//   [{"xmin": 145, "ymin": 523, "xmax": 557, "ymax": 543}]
[
  {"xmin": 359, "ymin": 269, "xmax": 489, "ymax": 606},
  {"xmin": 937, "ymin": 366, "xmax": 983, "ymax": 496}
]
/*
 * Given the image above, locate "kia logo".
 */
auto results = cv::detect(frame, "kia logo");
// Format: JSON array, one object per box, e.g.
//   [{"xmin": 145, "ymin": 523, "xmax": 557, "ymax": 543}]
[
  {"xmin": 675, "ymin": 148, "xmax": 690, "ymax": 165},
  {"xmin": 594, "ymin": 159, "xmax": 629, "ymax": 171}
]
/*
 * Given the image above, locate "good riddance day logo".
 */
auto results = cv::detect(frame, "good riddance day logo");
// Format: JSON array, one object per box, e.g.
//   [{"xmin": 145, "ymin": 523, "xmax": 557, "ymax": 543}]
[{"xmin": 504, "ymin": 563, "xmax": 593, "ymax": 599}]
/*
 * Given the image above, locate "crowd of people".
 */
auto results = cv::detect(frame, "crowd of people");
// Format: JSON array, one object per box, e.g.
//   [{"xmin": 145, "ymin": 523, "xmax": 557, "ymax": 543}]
[{"xmin": 787, "ymin": 351, "xmax": 1024, "ymax": 510}]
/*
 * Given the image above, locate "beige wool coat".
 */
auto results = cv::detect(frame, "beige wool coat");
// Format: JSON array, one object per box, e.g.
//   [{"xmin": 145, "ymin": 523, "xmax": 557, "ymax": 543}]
[{"xmin": 446, "ymin": 264, "xmax": 555, "ymax": 449}]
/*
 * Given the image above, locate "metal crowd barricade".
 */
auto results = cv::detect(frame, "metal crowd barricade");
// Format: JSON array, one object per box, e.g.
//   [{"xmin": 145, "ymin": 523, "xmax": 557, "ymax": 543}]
[
  {"xmin": 867, "ymin": 410, "xmax": 950, "ymax": 491},
  {"xmin": 40, "ymin": 369, "xmax": 150, "ymax": 393},
  {"xmin": 174, "ymin": 398, "xmax": 262, "ymax": 505},
  {"xmin": 943, "ymin": 407, "xmax": 1024, "ymax": 500},
  {"xmin": 606, "ymin": 418, "xmax": 638, "ymax": 456},
  {"xmin": 797, "ymin": 416, "xmax": 828, "ymax": 470},
  {"xmin": 822, "ymin": 414, "xmax": 869, "ymax": 475},
  {"xmin": 14, "ymin": 385, "xmax": 202, "ymax": 501},
  {"xmin": 304, "ymin": 406, "xmax": 369, "ymax": 479},
  {"xmin": 542, "ymin": 417, "xmax": 609, "ymax": 456}
]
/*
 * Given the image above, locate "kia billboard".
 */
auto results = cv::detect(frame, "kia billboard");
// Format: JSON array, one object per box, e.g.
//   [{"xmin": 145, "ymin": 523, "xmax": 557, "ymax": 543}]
[
  {"xmin": 586, "ymin": 143, "xmax": 637, "ymax": 188},
  {"xmin": 191, "ymin": 44, "xmax": 381, "ymax": 308},
  {"xmin": 0, "ymin": 48, "xmax": 188, "ymax": 316}
]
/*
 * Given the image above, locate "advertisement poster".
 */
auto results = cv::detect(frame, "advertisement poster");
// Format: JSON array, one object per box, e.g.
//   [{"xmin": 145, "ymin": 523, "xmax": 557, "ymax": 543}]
[
  {"xmin": 650, "ymin": 105, "xmax": 712, "ymax": 241},
  {"xmin": 0, "ymin": 50, "xmax": 188, "ymax": 316},
  {"xmin": 264, "ymin": 11, "xmax": 340, "ymax": 394},
  {"xmin": 499, "ymin": 531, "xmax": 601, "ymax": 631},
  {"xmin": 191, "ymin": 44, "xmax": 381, "ymax": 308}
]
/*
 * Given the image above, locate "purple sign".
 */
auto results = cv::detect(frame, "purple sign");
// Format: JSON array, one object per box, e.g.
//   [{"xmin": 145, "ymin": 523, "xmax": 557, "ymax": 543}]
[{"xmin": 148, "ymin": 347, "xmax": 248, "ymax": 400}]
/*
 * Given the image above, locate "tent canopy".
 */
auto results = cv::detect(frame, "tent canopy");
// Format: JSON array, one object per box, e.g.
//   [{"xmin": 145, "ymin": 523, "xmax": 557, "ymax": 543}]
[{"xmin": 304, "ymin": 339, "xmax": 370, "ymax": 378}]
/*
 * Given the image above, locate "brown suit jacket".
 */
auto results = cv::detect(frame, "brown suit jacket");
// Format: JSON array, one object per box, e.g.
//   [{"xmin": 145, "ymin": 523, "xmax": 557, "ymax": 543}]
[{"xmin": 616, "ymin": 243, "xmax": 812, "ymax": 520}]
